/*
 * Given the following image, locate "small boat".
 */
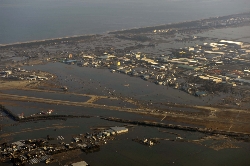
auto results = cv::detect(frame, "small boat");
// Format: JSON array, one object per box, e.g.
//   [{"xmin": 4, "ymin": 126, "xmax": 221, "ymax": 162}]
[{"xmin": 61, "ymin": 86, "xmax": 68, "ymax": 91}]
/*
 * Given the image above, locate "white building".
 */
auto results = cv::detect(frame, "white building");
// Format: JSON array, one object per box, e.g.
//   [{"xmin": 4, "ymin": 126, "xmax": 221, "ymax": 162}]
[
  {"xmin": 71, "ymin": 161, "xmax": 88, "ymax": 166},
  {"xmin": 219, "ymin": 40, "xmax": 243, "ymax": 48},
  {"xmin": 110, "ymin": 126, "xmax": 128, "ymax": 134}
]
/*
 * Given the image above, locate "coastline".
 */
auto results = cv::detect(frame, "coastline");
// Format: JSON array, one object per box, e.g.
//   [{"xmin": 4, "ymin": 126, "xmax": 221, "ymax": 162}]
[
  {"xmin": 109, "ymin": 11, "xmax": 250, "ymax": 34},
  {"xmin": 1, "ymin": 6, "xmax": 250, "ymax": 166},
  {"xmin": 0, "ymin": 34, "xmax": 98, "ymax": 48},
  {"xmin": 1, "ymin": 11, "xmax": 250, "ymax": 48}
]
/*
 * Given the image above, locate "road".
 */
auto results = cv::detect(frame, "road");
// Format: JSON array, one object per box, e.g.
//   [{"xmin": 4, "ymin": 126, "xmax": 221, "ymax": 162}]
[{"xmin": 1, "ymin": 88, "xmax": 250, "ymax": 133}]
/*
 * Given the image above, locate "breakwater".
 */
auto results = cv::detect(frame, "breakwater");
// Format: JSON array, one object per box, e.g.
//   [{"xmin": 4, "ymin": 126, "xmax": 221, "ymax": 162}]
[
  {"xmin": 101, "ymin": 117, "xmax": 250, "ymax": 141},
  {"xmin": 0, "ymin": 104, "xmax": 19, "ymax": 121},
  {"xmin": 0, "ymin": 104, "xmax": 91, "ymax": 122}
]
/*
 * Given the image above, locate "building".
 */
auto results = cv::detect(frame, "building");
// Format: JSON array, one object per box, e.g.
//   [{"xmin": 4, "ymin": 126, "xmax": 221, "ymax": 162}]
[
  {"xmin": 105, "ymin": 129, "xmax": 116, "ymax": 135},
  {"xmin": 134, "ymin": 52, "xmax": 142, "ymax": 59},
  {"xmin": 177, "ymin": 65, "xmax": 200, "ymax": 71},
  {"xmin": 140, "ymin": 57, "xmax": 158, "ymax": 65},
  {"xmin": 64, "ymin": 60, "xmax": 78, "ymax": 64},
  {"xmin": 98, "ymin": 53, "xmax": 116, "ymax": 60},
  {"xmin": 219, "ymin": 40, "xmax": 243, "ymax": 48},
  {"xmin": 195, "ymin": 91, "xmax": 207, "ymax": 97},
  {"xmin": 110, "ymin": 126, "xmax": 128, "ymax": 134},
  {"xmin": 71, "ymin": 161, "xmax": 88, "ymax": 166}
]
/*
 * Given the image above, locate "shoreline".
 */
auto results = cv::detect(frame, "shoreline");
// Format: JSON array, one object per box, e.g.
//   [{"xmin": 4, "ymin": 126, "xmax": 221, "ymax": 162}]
[
  {"xmin": 1, "ymin": 11, "xmax": 250, "ymax": 48},
  {"xmin": 0, "ymin": 34, "xmax": 98, "ymax": 48}
]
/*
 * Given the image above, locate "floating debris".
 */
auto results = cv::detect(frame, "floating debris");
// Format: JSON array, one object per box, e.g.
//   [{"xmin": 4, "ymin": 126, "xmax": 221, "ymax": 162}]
[{"xmin": 132, "ymin": 138, "xmax": 160, "ymax": 146}]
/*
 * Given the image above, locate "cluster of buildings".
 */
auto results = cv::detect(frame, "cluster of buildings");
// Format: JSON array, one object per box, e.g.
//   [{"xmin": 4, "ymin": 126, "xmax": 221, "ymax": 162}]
[
  {"xmin": 178, "ymin": 40, "xmax": 250, "ymax": 82},
  {"xmin": 153, "ymin": 13, "xmax": 250, "ymax": 34},
  {"xmin": 60, "ymin": 39, "xmax": 249, "ymax": 96},
  {"xmin": 1, "ymin": 139, "xmax": 50, "ymax": 165},
  {"xmin": 0, "ymin": 67, "xmax": 50, "ymax": 81},
  {"xmin": 2, "ymin": 37, "xmax": 249, "ymax": 98},
  {"xmin": 73, "ymin": 126, "xmax": 128, "ymax": 144},
  {"xmin": 169, "ymin": 40, "xmax": 249, "ymax": 68},
  {"xmin": 1, "ymin": 26, "xmax": 249, "ymax": 98},
  {"xmin": 201, "ymin": 15, "xmax": 250, "ymax": 27},
  {"xmin": 0, "ymin": 126, "xmax": 128, "ymax": 165}
]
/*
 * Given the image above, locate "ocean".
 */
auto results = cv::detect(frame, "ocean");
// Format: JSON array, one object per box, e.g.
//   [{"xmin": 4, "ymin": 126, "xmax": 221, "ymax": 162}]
[{"xmin": 1, "ymin": 0, "xmax": 250, "ymax": 44}]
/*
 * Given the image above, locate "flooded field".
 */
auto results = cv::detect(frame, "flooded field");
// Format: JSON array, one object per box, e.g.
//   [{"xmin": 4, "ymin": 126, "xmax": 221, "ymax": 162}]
[
  {"xmin": 196, "ymin": 26, "xmax": 250, "ymax": 42},
  {"xmin": 1, "ymin": 89, "xmax": 91, "ymax": 103},
  {"xmin": 1, "ymin": 61, "xmax": 250, "ymax": 165},
  {"xmin": 23, "ymin": 62, "xmax": 225, "ymax": 106},
  {"xmin": 1, "ymin": 115, "xmax": 250, "ymax": 166}
]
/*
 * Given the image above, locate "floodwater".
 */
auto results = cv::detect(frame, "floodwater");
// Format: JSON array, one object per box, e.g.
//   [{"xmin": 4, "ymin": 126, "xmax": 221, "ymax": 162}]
[
  {"xmin": 1, "ymin": 115, "xmax": 250, "ymax": 166},
  {"xmin": 1, "ymin": 89, "xmax": 91, "ymax": 102},
  {"xmin": 23, "ymin": 62, "xmax": 225, "ymax": 106},
  {"xmin": 196, "ymin": 26, "xmax": 250, "ymax": 43},
  {"xmin": 1, "ymin": 62, "xmax": 250, "ymax": 165}
]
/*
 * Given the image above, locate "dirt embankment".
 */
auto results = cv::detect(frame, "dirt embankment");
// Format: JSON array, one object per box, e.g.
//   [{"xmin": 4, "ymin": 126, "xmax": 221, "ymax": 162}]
[{"xmin": 0, "ymin": 80, "xmax": 38, "ymax": 90}]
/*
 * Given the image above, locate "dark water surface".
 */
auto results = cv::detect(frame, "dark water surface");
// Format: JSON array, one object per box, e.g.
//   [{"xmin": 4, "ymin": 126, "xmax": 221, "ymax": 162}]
[
  {"xmin": 1, "ymin": 116, "xmax": 250, "ymax": 166},
  {"xmin": 24, "ymin": 62, "xmax": 225, "ymax": 106},
  {"xmin": 1, "ymin": 0, "xmax": 250, "ymax": 163},
  {"xmin": 1, "ymin": 63, "xmax": 250, "ymax": 165},
  {"xmin": 0, "ymin": 62, "xmax": 247, "ymax": 165}
]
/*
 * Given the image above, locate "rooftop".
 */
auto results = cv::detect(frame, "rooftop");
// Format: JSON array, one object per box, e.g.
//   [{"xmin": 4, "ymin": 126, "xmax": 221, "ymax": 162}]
[{"xmin": 71, "ymin": 161, "xmax": 88, "ymax": 166}]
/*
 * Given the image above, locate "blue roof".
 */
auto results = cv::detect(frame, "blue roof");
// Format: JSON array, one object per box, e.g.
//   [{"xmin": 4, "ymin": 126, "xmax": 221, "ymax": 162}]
[
  {"xmin": 195, "ymin": 91, "xmax": 207, "ymax": 96},
  {"xmin": 64, "ymin": 60, "xmax": 77, "ymax": 63}
]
